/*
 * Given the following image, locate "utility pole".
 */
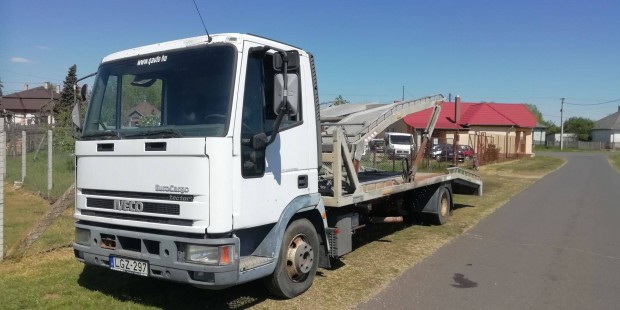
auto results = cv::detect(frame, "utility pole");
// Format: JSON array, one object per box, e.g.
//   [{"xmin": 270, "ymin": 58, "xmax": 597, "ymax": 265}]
[
  {"xmin": 402, "ymin": 85, "xmax": 404, "ymax": 101},
  {"xmin": 560, "ymin": 98, "xmax": 565, "ymax": 150}
]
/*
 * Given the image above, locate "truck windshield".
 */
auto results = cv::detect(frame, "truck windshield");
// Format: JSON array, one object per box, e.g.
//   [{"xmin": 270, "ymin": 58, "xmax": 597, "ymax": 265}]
[
  {"xmin": 83, "ymin": 44, "xmax": 236, "ymax": 139},
  {"xmin": 390, "ymin": 135, "xmax": 413, "ymax": 144}
]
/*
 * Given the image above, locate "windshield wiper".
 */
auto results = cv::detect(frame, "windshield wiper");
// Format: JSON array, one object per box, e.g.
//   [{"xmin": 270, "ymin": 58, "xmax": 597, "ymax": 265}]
[
  {"xmin": 81, "ymin": 130, "xmax": 122, "ymax": 140},
  {"xmin": 123, "ymin": 128, "xmax": 183, "ymax": 139}
]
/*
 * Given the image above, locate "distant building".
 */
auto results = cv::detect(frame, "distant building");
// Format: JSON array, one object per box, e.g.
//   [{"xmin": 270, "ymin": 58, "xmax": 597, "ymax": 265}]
[
  {"xmin": 532, "ymin": 122, "xmax": 547, "ymax": 146},
  {"xmin": 127, "ymin": 101, "xmax": 161, "ymax": 126},
  {"xmin": 591, "ymin": 106, "xmax": 620, "ymax": 149},
  {"xmin": 546, "ymin": 133, "xmax": 578, "ymax": 146},
  {"xmin": 0, "ymin": 84, "xmax": 58, "ymax": 125}
]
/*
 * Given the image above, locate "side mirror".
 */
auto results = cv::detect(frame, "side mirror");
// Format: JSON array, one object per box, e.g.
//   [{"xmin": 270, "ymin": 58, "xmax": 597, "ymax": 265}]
[
  {"xmin": 71, "ymin": 103, "xmax": 82, "ymax": 133},
  {"xmin": 80, "ymin": 84, "xmax": 88, "ymax": 101},
  {"xmin": 273, "ymin": 73, "xmax": 299, "ymax": 116},
  {"xmin": 273, "ymin": 50, "xmax": 299, "ymax": 71}
]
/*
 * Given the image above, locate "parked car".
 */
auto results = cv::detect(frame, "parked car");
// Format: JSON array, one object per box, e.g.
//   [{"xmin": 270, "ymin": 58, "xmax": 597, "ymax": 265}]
[
  {"xmin": 431, "ymin": 144, "xmax": 465, "ymax": 162},
  {"xmin": 459, "ymin": 145, "xmax": 474, "ymax": 158},
  {"xmin": 369, "ymin": 139, "xmax": 386, "ymax": 153}
]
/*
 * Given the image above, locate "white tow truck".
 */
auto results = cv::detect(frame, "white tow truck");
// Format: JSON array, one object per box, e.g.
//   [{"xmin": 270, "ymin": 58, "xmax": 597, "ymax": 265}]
[{"xmin": 72, "ymin": 33, "xmax": 482, "ymax": 298}]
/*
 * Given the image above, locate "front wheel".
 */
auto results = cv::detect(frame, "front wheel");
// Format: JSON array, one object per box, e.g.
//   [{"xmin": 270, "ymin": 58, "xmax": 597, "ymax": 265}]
[{"xmin": 264, "ymin": 218, "xmax": 319, "ymax": 298}]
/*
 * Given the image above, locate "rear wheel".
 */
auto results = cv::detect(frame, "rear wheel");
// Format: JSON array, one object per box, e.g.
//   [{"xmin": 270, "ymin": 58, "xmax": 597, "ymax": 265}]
[
  {"xmin": 433, "ymin": 187, "xmax": 452, "ymax": 225},
  {"xmin": 264, "ymin": 218, "xmax": 319, "ymax": 298}
]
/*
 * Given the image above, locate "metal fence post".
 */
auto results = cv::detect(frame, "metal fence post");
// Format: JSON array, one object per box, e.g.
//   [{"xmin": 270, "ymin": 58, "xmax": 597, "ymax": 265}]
[
  {"xmin": 22, "ymin": 130, "xmax": 26, "ymax": 183},
  {"xmin": 48, "ymin": 130, "xmax": 53, "ymax": 197},
  {"xmin": 0, "ymin": 118, "xmax": 5, "ymax": 261},
  {"xmin": 0, "ymin": 126, "xmax": 4, "ymax": 177}
]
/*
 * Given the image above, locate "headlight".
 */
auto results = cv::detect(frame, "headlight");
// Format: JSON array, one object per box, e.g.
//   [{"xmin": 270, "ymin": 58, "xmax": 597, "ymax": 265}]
[
  {"xmin": 186, "ymin": 244, "xmax": 234, "ymax": 265},
  {"xmin": 75, "ymin": 228, "xmax": 91, "ymax": 245}
]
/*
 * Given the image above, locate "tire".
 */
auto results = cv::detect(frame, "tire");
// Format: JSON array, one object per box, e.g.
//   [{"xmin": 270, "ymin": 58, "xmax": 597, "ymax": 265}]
[
  {"xmin": 264, "ymin": 218, "xmax": 319, "ymax": 298},
  {"xmin": 433, "ymin": 187, "xmax": 452, "ymax": 225}
]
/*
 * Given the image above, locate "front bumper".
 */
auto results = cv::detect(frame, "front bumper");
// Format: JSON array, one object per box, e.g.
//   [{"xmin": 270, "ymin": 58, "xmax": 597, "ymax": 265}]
[{"xmin": 73, "ymin": 221, "xmax": 240, "ymax": 289}]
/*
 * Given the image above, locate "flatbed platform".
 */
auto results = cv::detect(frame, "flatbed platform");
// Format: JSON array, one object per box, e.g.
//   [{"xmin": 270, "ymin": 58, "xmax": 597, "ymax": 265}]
[{"xmin": 322, "ymin": 167, "xmax": 482, "ymax": 207}]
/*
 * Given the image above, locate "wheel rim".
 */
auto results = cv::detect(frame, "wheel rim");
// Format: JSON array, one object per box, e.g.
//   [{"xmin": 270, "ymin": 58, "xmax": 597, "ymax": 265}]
[
  {"xmin": 285, "ymin": 234, "xmax": 314, "ymax": 282},
  {"xmin": 440, "ymin": 194, "xmax": 449, "ymax": 217}
]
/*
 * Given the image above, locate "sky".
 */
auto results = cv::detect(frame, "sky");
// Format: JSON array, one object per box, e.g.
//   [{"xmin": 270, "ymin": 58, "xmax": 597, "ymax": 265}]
[{"xmin": 1, "ymin": 0, "xmax": 619, "ymax": 125}]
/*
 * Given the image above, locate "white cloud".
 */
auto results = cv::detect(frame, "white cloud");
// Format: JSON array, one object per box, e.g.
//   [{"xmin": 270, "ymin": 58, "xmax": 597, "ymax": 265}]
[{"xmin": 10, "ymin": 57, "xmax": 32, "ymax": 63}]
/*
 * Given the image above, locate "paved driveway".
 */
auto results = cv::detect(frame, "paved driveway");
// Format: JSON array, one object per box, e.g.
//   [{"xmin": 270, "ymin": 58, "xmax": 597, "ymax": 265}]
[{"xmin": 358, "ymin": 153, "xmax": 620, "ymax": 309}]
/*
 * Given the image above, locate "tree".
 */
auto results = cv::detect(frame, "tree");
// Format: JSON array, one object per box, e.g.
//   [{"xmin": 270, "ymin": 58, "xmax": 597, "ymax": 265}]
[
  {"xmin": 564, "ymin": 116, "xmax": 595, "ymax": 141},
  {"xmin": 53, "ymin": 65, "xmax": 79, "ymax": 154},
  {"xmin": 525, "ymin": 104, "xmax": 544, "ymax": 123},
  {"xmin": 333, "ymin": 95, "xmax": 349, "ymax": 106},
  {"xmin": 55, "ymin": 65, "xmax": 78, "ymax": 127},
  {"xmin": 0, "ymin": 76, "xmax": 4, "ymax": 96},
  {"xmin": 543, "ymin": 120, "xmax": 559, "ymax": 135}
]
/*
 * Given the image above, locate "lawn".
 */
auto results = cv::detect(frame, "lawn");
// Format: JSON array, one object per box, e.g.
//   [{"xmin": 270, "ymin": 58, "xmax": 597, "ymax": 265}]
[
  {"xmin": 0, "ymin": 155, "xmax": 564, "ymax": 310},
  {"xmin": 1, "ymin": 183, "xmax": 74, "ymax": 258}
]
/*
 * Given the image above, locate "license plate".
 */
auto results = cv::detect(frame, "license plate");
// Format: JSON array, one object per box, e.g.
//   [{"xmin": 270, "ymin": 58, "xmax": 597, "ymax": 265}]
[{"xmin": 109, "ymin": 256, "xmax": 149, "ymax": 277}]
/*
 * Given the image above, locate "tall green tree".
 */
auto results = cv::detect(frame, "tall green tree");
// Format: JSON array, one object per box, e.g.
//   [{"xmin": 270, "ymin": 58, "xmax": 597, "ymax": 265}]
[
  {"xmin": 564, "ymin": 116, "xmax": 595, "ymax": 141},
  {"xmin": 525, "ymin": 103, "xmax": 559, "ymax": 134},
  {"xmin": 0, "ymin": 76, "xmax": 4, "ymax": 96},
  {"xmin": 55, "ymin": 65, "xmax": 78, "ymax": 126},
  {"xmin": 525, "ymin": 103, "xmax": 544, "ymax": 123},
  {"xmin": 333, "ymin": 95, "xmax": 349, "ymax": 106}
]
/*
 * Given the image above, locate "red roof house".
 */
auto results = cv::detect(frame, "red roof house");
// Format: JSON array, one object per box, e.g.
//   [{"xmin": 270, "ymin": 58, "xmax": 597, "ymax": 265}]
[
  {"xmin": 404, "ymin": 99, "xmax": 536, "ymax": 129},
  {"xmin": 404, "ymin": 97, "xmax": 537, "ymax": 156}
]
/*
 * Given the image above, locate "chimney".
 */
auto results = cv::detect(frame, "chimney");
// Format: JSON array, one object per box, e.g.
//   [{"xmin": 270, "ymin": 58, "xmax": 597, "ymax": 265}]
[
  {"xmin": 24, "ymin": 83, "xmax": 29, "ymax": 91},
  {"xmin": 454, "ymin": 95, "xmax": 461, "ymax": 123},
  {"xmin": 56, "ymin": 85, "xmax": 61, "ymax": 93},
  {"xmin": 618, "ymin": 106, "xmax": 620, "ymax": 113},
  {"xmin": 44, "ymin": 82, "xmax": 49, "ymax": 90}
]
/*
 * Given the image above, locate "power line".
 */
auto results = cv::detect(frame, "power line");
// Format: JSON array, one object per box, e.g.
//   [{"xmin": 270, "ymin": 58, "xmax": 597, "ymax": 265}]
[{"xmin": 565, "ymin": 98, "xmax": 620, "ymax": 106}]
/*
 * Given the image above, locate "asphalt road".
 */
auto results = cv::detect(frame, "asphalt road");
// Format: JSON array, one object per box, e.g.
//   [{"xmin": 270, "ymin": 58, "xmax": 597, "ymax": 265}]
[{"xmin": 358, "ymin": 153, "xmax": 620, "ymax": 310}]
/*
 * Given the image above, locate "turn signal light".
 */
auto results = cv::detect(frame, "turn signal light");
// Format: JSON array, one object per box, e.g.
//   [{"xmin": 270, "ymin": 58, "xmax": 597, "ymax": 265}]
[{"xmin": 219, "ymin": 245, "xmax": 233, "ymax": 265}]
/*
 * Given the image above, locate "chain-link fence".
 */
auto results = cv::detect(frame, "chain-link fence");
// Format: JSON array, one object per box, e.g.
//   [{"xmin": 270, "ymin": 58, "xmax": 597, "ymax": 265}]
[
  {"xmin": 1, "ymin": 123, "xmax": 76, "ymax": 260},
  {"xmin": 356, "ymin": 131, "xmax": 531, "ymax": 174}
]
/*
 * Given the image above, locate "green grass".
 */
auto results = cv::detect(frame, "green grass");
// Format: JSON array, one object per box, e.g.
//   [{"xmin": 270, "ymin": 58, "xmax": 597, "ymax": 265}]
[
  {"xmin": 534, "ymin": 145, "xmax": 579, "ymax": 152},
  {"xmin": 609, "ymin": 153, "xmax": 620, "ymax": 172},
  {"xmin": 1, "ymin": 183, "xmax": 73, "ymax": 257},
  {"xmin": 0, "ymin": 155, "xmax": 565, "ymax": 309},
  {"xmin": 5, "ymin": 150, "xmax": 75, "ymax": 201},
  {"xmin": 2, "ymin": 185, "xmax": 51, "ymax": 256},
  {"xmin": 534, "ymin": 145, "xmax": 610, "ymax": 153},
  {"xmin": 490, "ymin": 155, "xmax": 565, "ymax": 176}
]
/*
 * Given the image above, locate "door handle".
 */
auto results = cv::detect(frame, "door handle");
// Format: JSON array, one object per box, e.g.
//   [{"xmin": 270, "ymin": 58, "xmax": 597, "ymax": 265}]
[{"xmin": 298, "ymin": 175, "xmax": 308, "ymax": 189}]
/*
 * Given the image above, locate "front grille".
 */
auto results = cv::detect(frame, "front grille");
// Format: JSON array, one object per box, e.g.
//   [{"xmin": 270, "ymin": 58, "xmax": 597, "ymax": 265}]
[
  {"xmin": 82, "ymin": 189, "xmax": 194, "ymax": 202},
  {"xmin": 87, "ymin": 198, "xmax": 180, "ymax": 215},
  {"xmin": 81, "ymin": 210, "xmax": 192, "ymax": 226}
]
